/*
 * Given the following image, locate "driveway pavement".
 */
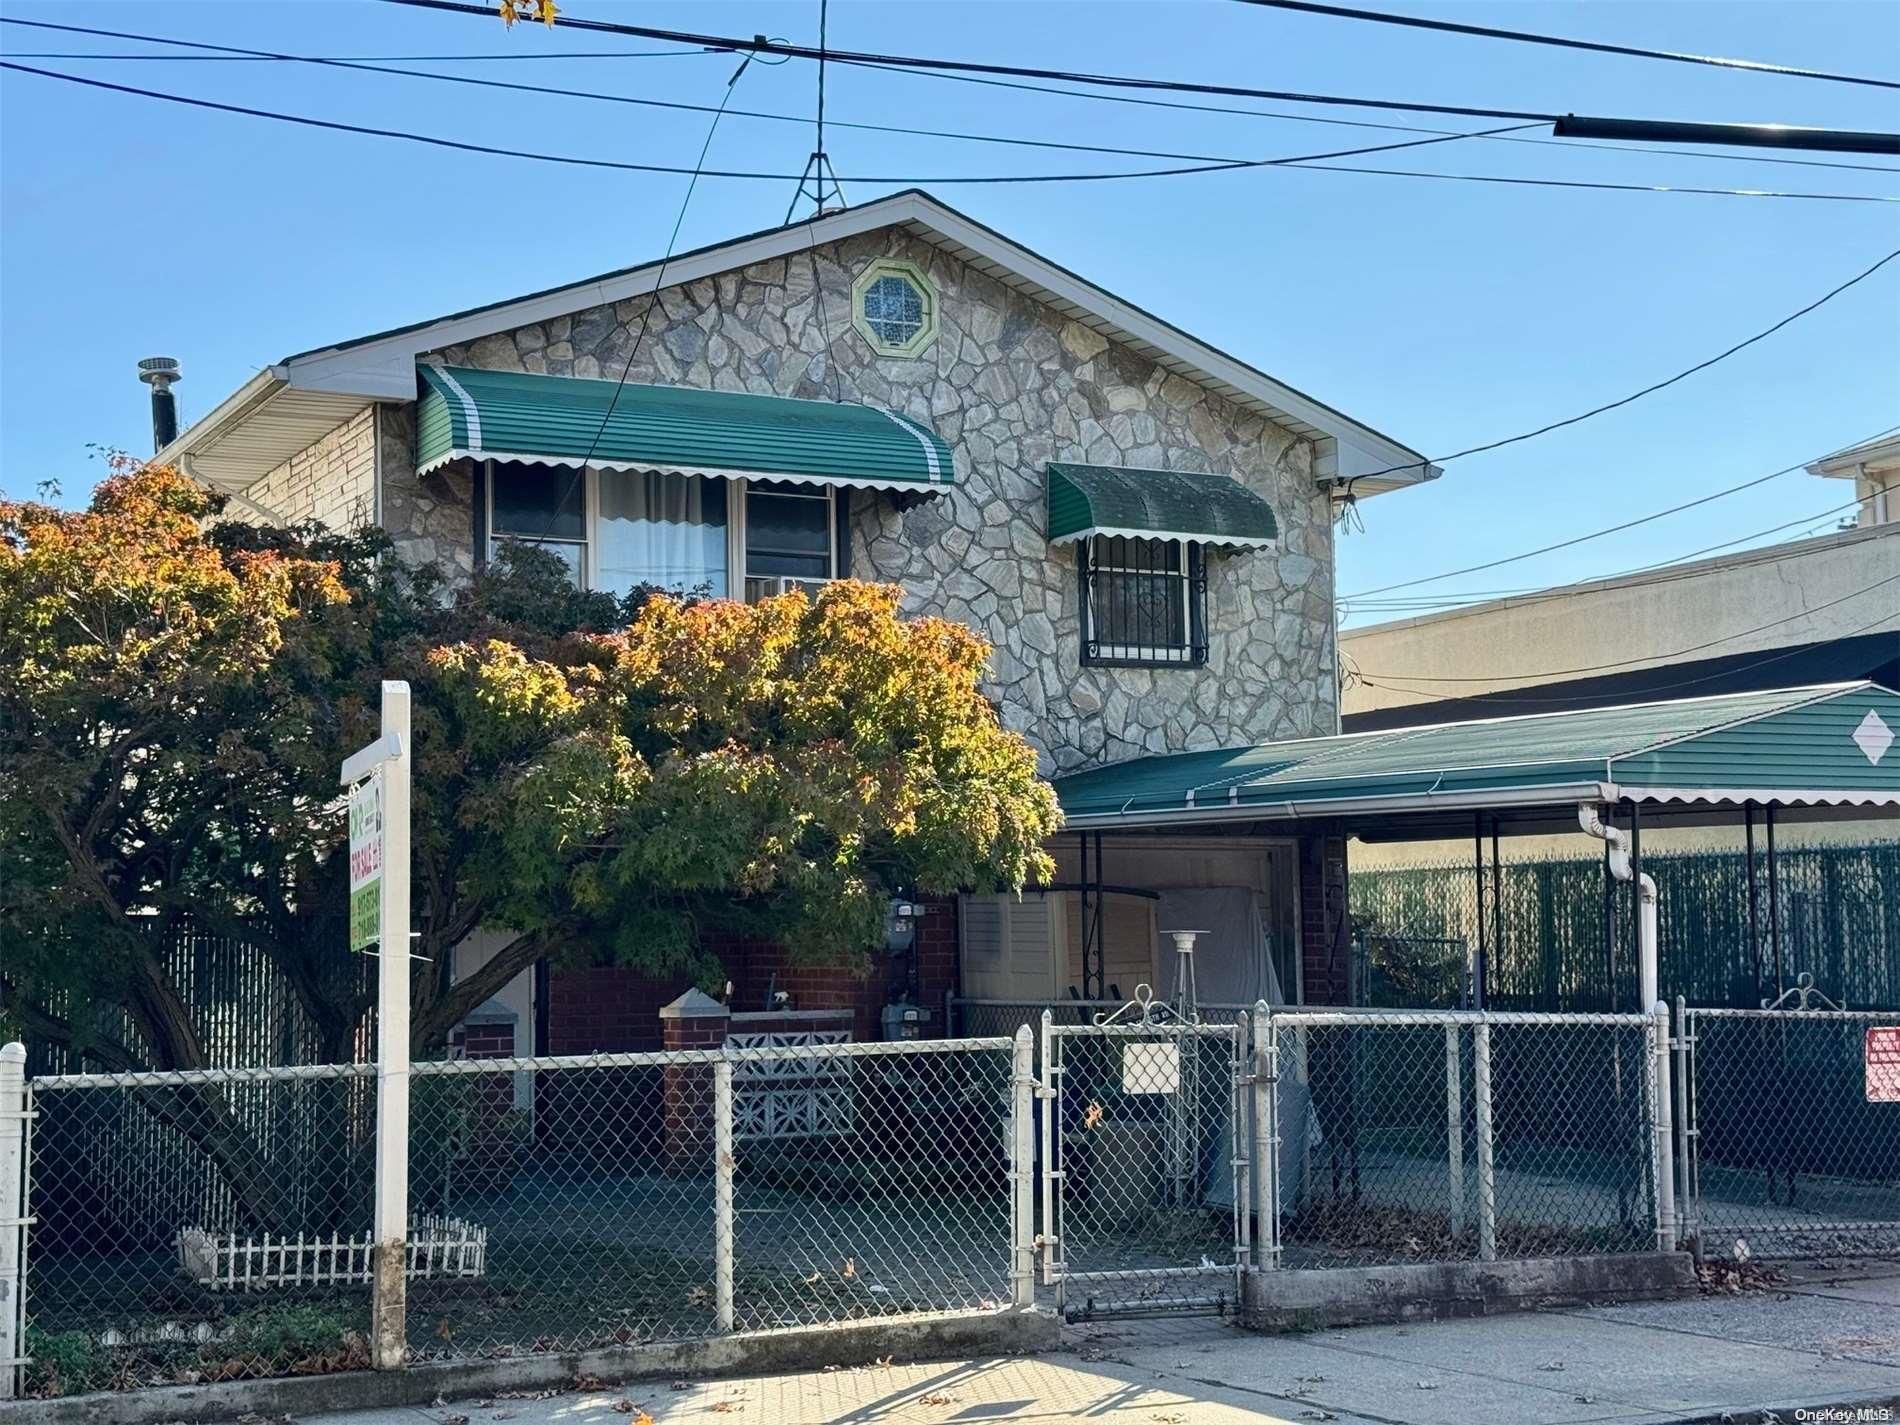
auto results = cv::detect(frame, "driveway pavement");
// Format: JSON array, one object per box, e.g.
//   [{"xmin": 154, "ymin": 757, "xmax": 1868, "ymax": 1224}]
[{"xmin": 288, "ymin": 1263, "xmax": 1900, "ymax": 1425}]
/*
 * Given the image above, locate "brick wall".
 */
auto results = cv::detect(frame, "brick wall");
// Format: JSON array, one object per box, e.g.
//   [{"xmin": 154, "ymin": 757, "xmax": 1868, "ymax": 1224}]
[
  {"xmin": 1299, "ymin": 828, "xmax": 1350, "ymax": 1005},
  {"xmin": 236, "ymin": 405, "xmax": 378, "ymax": 531},
  {"xmin": 546, "ymin": 964, "xmax": 693, "ymax": 1054},
  {"xmin": 547, "ymin": 898, "xmax": 963, "ymax": 1052}
]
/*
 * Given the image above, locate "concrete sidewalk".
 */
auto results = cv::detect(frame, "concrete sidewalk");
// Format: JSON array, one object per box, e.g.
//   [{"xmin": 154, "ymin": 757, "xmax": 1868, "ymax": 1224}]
[{"xmin": 290, "ymin": 1265, "xmax": 1900, "ymax": 1425}]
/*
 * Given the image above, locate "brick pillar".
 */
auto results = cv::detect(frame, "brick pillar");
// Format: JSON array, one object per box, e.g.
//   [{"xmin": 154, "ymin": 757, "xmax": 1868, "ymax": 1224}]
[
  {"xmin": 1299, "ymin": 827, "xmax": 1352, "ymax": 1005},
  {"xmin": 659, "ymin": 989, "xmax": 729, "ymax": 1171}
]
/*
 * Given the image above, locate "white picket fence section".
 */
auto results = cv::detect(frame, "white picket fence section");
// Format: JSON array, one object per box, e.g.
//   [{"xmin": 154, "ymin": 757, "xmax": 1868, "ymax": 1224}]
[{"xmin": 177, "ymin": 1213, "xmax": 487, "ymax": 1291}]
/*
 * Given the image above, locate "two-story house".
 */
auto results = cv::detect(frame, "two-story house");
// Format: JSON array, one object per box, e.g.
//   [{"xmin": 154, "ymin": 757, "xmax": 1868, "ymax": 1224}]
[{"xmin": 153, "ymin": 189, "xmax": 1440, "ymax": 1057}]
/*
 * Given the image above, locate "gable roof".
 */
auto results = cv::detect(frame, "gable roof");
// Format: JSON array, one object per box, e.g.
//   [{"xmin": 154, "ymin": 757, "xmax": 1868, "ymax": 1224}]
[{"xmin": 159, "ymin": 190, "xmax": 1436, "ymax": 496}]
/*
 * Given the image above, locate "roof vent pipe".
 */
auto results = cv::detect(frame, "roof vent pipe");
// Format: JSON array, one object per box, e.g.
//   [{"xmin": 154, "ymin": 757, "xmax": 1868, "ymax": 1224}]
[{"xmin": 138, "ymin": 357, "xmax": 181, "ymax": 453}]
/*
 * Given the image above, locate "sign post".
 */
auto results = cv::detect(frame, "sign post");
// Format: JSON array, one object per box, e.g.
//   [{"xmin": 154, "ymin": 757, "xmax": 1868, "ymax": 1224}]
[{"xmin": 340, "ymin": 681, "xmax": 411, "ymax": 1371}]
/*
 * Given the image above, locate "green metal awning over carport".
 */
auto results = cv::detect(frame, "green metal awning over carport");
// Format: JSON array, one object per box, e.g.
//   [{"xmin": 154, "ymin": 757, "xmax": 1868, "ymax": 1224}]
[
  {"xmin": 1054, "ymin": 683, "xmax": 1900, "ymax": 833},
  {"xmin": 417, "ymin": 364, "xmax": 953, "ymax": 491},
  {"xmin": 1046, "ymin": 462, "xmax": 1277, "ymax": 548}
]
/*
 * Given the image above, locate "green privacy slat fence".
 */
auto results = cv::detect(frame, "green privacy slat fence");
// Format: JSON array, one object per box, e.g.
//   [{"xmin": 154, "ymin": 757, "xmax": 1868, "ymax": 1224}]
[{"xmin": 1350, "ymin": 840, "xmax": 1900, "ymax": 1012}]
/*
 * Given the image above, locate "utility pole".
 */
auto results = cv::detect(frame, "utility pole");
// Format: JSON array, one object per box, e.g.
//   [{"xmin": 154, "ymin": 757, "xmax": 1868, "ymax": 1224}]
[{"xmin": 786, "ymin": 0, "xmax": 845, "ymax": 221}]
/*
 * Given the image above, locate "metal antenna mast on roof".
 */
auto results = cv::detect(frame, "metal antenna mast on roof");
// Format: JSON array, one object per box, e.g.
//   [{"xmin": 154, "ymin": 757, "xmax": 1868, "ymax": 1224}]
[{"xmin": 785, "ymin": 0, "xmax": 845, "ymax": 221}]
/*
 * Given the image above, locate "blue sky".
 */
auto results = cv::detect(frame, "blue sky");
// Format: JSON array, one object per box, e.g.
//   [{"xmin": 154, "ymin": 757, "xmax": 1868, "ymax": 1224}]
[{"xmin": 2, "ymin": 0, "xmax": 1895, "ymax": 621}]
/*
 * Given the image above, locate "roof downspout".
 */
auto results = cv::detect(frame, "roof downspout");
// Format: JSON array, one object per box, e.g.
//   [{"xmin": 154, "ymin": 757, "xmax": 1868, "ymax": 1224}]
[{"xmin": 1578, "ymin": 801, "xmax": 1678, "ymax": 1250}]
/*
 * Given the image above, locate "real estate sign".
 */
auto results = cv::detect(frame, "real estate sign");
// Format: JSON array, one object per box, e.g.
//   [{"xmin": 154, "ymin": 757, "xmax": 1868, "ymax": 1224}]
[
  {"xmin": 1869, "ymin": 1026, "xmax": 1900, "ymax": 1103},
  {"xmin": 348, "ymin": 771, "xmax": 384, "ymax": 953}
]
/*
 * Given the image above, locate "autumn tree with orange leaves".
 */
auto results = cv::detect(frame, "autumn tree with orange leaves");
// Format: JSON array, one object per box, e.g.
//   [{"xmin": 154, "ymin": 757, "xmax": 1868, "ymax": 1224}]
[{"xmin": 1, "ymin": 464, "xmax": 1059, "ymax": 1093}]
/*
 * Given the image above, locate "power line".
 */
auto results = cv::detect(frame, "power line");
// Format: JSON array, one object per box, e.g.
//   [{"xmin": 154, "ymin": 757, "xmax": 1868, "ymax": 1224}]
[
  {"xmin": 1354, "ymin": 570, "xmax": 1900, "ymax": 687},
  {"xmin": 845, "ymin": 59, "xmax": 1900, "ymax": 176},
  {"xmin": 1345, "ymin": 484, "xmax": 1896, "ymax": 617},
  {"xmin": 555, "ymin": 48, "xmax": 764, "ymax": 545},
  {"xmin": 0, "ymin": 59, "xmax": 1538, "ymax": 186},
  {"xmin": 17, "ymin": 19, "xmax": 1893, "ymax": 175},
  {"xmin": 1, "ymin": 48, "xmax": 724, "ymax": 61},
  {"xmin": 23, "ymin": 18, "xmax": 1898, "ymax": 193},
  {"xmin": 1231, "ymin": 0, "xmax": 1900, "ymax": 92},
  {"xmin": 1344, "ymin": 423, "xmax": 1900, "ymax": 603},
  {"xmin": 2, "ymin": 16, "xmax": 1354, "ymax": 169},
  {"xmin": 379, "ymin": 0, "xmax": 1900, "ymax": 154},
  {"xmin": 9, "ymin": 58, "xmax": 1885, "ymax": 205},
  {"xmin": 1334, "ymin": 246, "xmax": 1900, "ymax": 506}
]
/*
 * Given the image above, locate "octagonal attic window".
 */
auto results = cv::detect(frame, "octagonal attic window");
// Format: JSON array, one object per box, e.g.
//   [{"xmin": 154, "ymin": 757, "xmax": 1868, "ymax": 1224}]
[{"xmin": 852, "ymin": 259, "xmax": 938, "ymax": 357}]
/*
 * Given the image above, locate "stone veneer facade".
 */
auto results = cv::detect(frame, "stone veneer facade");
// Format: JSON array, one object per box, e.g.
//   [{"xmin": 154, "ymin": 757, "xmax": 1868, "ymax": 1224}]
[{"xmin": 269, "ymin": 225, "xmax": 1341, "ymax": 774}]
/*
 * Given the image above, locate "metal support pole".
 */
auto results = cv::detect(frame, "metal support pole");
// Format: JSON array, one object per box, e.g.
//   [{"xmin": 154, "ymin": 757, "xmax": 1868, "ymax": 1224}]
[
  {"xmin": 1232, "ymin": 1014, "xmax": 1252, "ymax": 1284},
  {"xmin": 1651, "ymin": 1003, "xmax": 1677, "ymax": 1251},
  {"xmin": 0, "ymin": 1043, "xmax": 26, "ymax": 1401},
  {"xmin": 1010, "ymin": 1027, "xmax": 1036, "ymax": 1310},
  {"xmin": 1038, "ymin": 1011, "xmax": 1057, "ymax": 1287},
  {"xmin": 1766, "ymin": 804, "xmax": 1782, "ymax": 998},
  {"xmin": 370, "ymin": 681, "xmax": 412, "ymax": 1372},
  {"xmin": 1744, "ymin": 804, "xmax": 1762, "ymax": 1003},
  {"xmin": 1629, "ymin": 802, "xmax": 1643, "ymax": 990},
  {"xmin": 1489, "ymin": 820, "xmax": 1503, "ymax": 1000},
  {"xmin": 1673, "ymin": 996, "xmax": 1697, "ymax": 1259},
  {"xmin": 1252, "ymin": 1002, "xmax": 1278, "ymax": 1270},
  {"xmin": 713, "ymin": 1058, "xmax": 736, "ymax": 1332},
  {"xmin": 1473, "ymin": 1020, "xmax": 1496, "ymax": 1262},
  {"xmin": 1445, "ymin": 1025, "xmax": 1465, "ymax": 1236},
  {"xmin": 1472, "ymin": 817, "xmax": 1487, "ymax": 1011}
]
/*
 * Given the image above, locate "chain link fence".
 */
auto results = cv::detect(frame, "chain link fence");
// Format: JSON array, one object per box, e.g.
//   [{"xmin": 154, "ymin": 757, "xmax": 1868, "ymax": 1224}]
[
  {"xmin": 20, "ymin": 1063, "xmax": 376, "ymax": 1397},
  {"xmin": 1268, "ymin": 1011, "xmax": 1660, "ymax": 1269},
  {"xmin": 1683, "ymin": 1007, "xmax": 1900, "ymax": 1261},
  {"xmin": 14, "ymin": 1039, "xmax": 1024, "ymax": 1397}
]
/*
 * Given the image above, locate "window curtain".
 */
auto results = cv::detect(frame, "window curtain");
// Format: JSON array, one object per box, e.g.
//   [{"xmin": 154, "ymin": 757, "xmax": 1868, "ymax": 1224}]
[{"xmin": 597, "ymin": 471, "xmax": 729, "ymax": 597}]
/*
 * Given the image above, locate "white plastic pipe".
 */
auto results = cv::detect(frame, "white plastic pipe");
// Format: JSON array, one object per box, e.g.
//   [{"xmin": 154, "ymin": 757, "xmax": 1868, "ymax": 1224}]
[
  {"xmin": 1578, "ymin": 803, "xmax": 1676, "ymax": 1249},
  {"xmin": 1578, "ymin": 805, "xmax": 1660, "ymax": 1009}
]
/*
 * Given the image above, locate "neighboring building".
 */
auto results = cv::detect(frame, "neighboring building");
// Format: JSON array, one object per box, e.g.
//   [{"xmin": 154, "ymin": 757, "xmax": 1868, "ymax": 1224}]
[
  {"xmin": 1809, "ymin": 431, "xmax": 1900, "ymax": 529},
  {"xmin": 153, "ymin": 190, "xmax": 1438, "ymax": 1056},
  {"xmin": 1340, "ymin": 521, "xmax": 1900, "ymax": 733},
  {"xmin": 1336, "ymin": 461, "xmax": 1899, "ymax": 1008}
]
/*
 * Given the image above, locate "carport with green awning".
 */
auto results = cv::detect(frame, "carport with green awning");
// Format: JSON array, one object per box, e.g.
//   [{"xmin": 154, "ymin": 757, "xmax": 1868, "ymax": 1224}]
[{"xmin": 1050, "ymin": 683, "xmax": 1900, "ymax": 1011}]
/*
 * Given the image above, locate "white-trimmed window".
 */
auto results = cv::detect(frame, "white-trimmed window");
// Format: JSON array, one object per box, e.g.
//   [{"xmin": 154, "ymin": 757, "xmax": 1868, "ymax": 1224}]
[
  {"xmin": 851, "ymin": 258, "xmax": 939, "ymax": 358},
  {"xmin": 482, "ymin": 462, "xmax": 839, "ymax": 604},
  {"xmin": 1078, "ymin": 535, "xmax": 1207, "ymax": 667},
  {"xmin": 741, "ymin": 480, "xmax": 837, "ymax": 602},
  {"xmin": 488, "ymin": 462, "xmax": 586, "ymax": 585}
]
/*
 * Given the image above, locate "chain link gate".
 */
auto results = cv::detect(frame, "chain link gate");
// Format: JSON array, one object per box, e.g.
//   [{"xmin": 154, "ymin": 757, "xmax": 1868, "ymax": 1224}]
[
  {"xmin": 1681, "ymin": 993, "xmax": 1900, "ymax": 1261},
  {"xmin": 1039, "ymin": 996, "xmax": 1252, "ymax": 1320}
]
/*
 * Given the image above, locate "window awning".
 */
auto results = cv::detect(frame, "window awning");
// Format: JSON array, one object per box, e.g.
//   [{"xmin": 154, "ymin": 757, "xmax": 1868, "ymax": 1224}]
[
  {"xmin": 417, "ymin": 364, "xmax": 953, "ymax": 492},
  {"xmin": 1053, "ymin": 683, "xmax": 1900, "ymax": 830},
  {"xmin": 1045, "ymin": 462, "xmax": 1277, "ymax": 549}
]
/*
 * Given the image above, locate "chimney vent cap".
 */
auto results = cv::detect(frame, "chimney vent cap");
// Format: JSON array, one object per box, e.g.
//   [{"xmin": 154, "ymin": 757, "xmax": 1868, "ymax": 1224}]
[{"xmin": 137, "ymin": 356, "xmax": 181, "ymax": 386}]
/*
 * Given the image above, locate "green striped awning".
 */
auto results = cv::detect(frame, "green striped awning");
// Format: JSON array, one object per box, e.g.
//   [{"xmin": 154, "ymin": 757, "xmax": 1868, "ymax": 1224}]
[
  {"xmin": 417, "ymin": 364, "xmax": 953, "ymax": 491},
  {"xmin": 1046, "ymin": 462, "xmax": 1277, "ymax": 549}
]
